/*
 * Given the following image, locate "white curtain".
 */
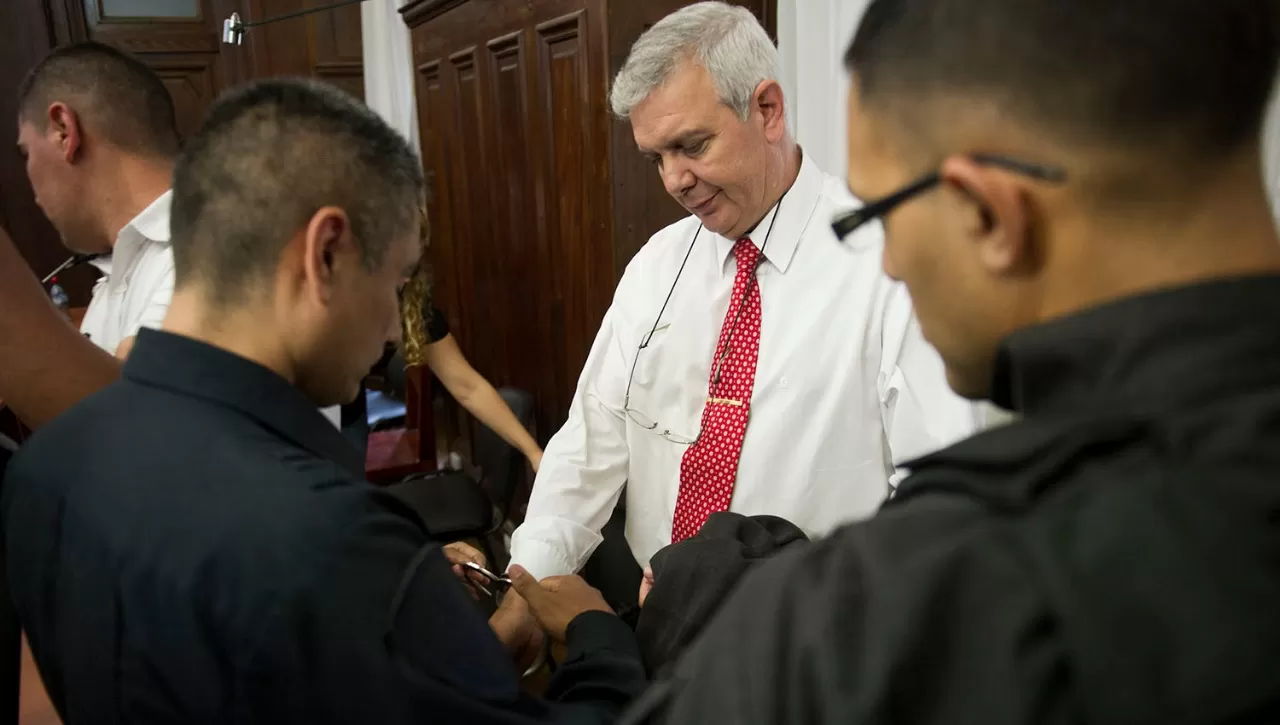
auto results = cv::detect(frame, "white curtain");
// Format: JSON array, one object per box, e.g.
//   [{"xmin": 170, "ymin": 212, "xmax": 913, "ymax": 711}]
[
  {"xmin": 776, "ymin": 0, "xmax": 1018, "ymax": 427},
  {"xmin": 1266, "ymin": 83, "xmax": 1280, "ymax": 222},
  {"xmin": 361, "ymin": 0, "xmax": 421, "ymax": 156},
  {"xmin": 776, "ymin": 0, "xmax": 869, "ymax": 181},
  {"xmin": 780, "ymin": 3, "xmax": 1280, "ymax": 226}
]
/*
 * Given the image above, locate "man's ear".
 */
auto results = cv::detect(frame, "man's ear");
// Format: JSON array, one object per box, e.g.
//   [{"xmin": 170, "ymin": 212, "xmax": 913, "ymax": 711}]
[
  {"xmin": 300, "ymin": 207, "xmax": 353, "ymax": 306},
  {"xmin": 47, "ymin": 103, "xmax": 82, "ymax": 163},
  {"xmin": 753, "ymin": 79, "xmax": 787, "ymax": 144},
  {"xmin": 938, "ymin": 155, "xmax": 1036, "ymax": 276}
]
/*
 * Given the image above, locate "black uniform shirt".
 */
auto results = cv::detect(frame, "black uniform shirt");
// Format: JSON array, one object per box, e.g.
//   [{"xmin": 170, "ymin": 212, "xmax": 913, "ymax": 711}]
[{"xmin": 3, "ymin": 329, "xmax": 644, "ymax": 724}]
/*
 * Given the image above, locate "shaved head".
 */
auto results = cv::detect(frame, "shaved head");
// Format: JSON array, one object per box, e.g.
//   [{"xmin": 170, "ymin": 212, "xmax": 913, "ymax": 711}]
[
  {"xmin": 170, "ymin": 78, "xmax": 424, "ymax": 307},
  {"xmin": 845, "ymin": 0, "xmax": 1279, "ymax": 175},
  {"xmin": 18, "ymin": 41, "xmax": 178, "ymax": 159}
]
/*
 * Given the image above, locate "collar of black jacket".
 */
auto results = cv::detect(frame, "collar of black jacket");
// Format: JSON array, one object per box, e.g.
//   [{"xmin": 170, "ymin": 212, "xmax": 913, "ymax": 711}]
[
  {"xmin": 989, "ymin": 274, "xmax": 1280, "ymax": 417},
  {"xmin": 895, "ymin": 274, "xmax": 1280, "ymax": 506},
  {"xmin": 123, "ymin": 328, "xmax": 365, "ymax": 478}
]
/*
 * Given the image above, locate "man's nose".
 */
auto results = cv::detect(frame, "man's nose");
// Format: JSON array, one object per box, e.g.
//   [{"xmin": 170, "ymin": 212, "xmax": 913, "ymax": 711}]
[{"xmin": 660, "ymin": 158, "xmax": 695, "ymax": 198}]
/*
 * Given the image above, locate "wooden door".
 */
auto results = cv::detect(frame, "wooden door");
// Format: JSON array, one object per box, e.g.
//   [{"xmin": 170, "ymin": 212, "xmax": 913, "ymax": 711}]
[
  {"xmin": 240, "ymin": 0, "xmax": 365, "ymax": 97},
  {"xmin": 406, "ymin": 0, "xmax": 616, "ymax": 440},
  {"xmin": 73, "ymin": 0, "xmax": 239, "ymax": 137}
]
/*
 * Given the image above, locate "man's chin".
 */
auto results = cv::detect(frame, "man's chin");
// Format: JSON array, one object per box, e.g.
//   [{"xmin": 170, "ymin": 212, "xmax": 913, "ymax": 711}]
[
  {"xmin": 696, "ymin": 211, "xmax": 734, "ymax": 238},
  {"xmin": 945, "ymin": 365, "xmax": 992, "ymax": 402},
  {"xmin": 307, "ymin": 380, "xmax": 363, "ymax": 410}
]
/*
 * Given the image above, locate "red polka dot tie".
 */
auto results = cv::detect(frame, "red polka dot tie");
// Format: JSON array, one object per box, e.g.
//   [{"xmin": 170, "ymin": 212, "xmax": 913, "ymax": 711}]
[{"xmin": 672, "ymin": 238, "xmax": 762, "ymax": 542}]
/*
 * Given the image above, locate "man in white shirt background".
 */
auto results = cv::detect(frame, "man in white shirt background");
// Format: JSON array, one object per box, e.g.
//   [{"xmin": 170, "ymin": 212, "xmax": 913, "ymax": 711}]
[
  {"xmin": 17, "ymin": 42, "xmax": 177, "ymax": 360},
  {"xmin": 509, "ymin": 2, "xmax": 982, "ymax": 597},
  {"xmin": 16, "ymin": 43, "xmax": 355, "ymax": 431}
]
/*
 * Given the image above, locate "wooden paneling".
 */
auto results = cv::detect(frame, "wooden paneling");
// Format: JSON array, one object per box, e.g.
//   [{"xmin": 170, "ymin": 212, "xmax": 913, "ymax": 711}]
[
  {"xmin": 311, "ymin": 0, "xmax": 364, "ymax": 98},
  {"xmin": 244, "ymin": 0, "xmax": 365, "ymax": 96},
  {"xmin": 406, "ymin": 0, "xmax": 616, "ymax": 439},
  {"xmin": 151, "ymin": 54, "xmax": 222, "ymax": 135},
  {"xmin": 535, "ymin": 10, "xmax": 610, "ymax": 409},
  {"xmin": 404, "ymin": 0, "xmax": 775, "ymax": 441},
  {"xmin": 0, "ymin": 0, "xmax": 365, "ymax": 297},
  {"xmin": 80, "ymin": 0, "xmax": 235, "ymax": 137}
]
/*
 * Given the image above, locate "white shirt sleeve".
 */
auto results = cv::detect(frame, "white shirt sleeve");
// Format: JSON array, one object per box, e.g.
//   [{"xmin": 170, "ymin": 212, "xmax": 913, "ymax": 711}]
[
  {"xmin": 508, "ymin": 302, "xmax": 633, "ymax": 579},
  {"xmin": 876, "ymin": 283, "xmax": 982, "ymax": 486},
  {"xmin": 122, "ymin": 247, "xmax": 175, "ymax": 341}
]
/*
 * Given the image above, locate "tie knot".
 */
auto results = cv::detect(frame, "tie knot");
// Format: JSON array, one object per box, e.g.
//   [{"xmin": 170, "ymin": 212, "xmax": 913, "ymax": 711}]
[{"xmin": 733, "ymin": 237, "xmax": 759, "ymax": 267}]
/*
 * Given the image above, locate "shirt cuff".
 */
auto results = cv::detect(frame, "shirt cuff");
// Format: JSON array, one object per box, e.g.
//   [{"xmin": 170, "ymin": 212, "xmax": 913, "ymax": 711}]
[
  {"xmin": 506, "ymin": 535, "xmax": 579, "ymax": 579},
  {"xmin": 508, "ymin": 519, "xmax": 604, "ymax": 579}
]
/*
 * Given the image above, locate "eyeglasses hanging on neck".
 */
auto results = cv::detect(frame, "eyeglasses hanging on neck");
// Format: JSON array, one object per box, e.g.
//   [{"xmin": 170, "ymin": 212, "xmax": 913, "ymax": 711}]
[{"xmin": 623, "ymin": 193, "xmax": 786, "ymax": 445}]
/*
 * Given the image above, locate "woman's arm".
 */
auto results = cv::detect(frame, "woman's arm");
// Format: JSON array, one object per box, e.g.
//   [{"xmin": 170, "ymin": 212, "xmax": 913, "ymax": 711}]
[{"xmin": 423, "ymin": 333, "xmax": 543, "ymax": 471}]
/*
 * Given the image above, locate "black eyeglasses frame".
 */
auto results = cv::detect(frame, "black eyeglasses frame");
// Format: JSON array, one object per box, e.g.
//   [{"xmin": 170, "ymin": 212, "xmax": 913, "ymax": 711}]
[{"xmin": 831, "ymin": 154, "xmax": 1067, "ymax": 240}]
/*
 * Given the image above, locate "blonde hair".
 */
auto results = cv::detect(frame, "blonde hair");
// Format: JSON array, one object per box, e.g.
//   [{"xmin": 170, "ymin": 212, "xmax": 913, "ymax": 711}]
[{"xmin": 399, "ymin": 205, "xmax": 433, "ymax": 366}]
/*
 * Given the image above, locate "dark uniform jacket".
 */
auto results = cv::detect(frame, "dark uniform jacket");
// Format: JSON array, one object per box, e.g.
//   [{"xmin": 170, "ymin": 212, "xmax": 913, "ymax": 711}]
[
  {"xmin": 624, "ymin": 277, "xmax": 1280, "ymax": 724},
  {"xmin": 2, "ymin": 329, "xmax": 645, "ymax": 724}
]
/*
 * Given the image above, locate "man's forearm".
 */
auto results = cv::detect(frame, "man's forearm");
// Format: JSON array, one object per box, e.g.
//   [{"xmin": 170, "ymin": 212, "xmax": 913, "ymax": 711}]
[{"xmin": 0, "ymin": 228, "xmax": 119, "ymax": 428}]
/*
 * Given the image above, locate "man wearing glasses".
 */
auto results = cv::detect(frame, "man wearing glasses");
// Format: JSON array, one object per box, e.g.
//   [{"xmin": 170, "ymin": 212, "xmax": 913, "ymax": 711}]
[
  {"xmin": 618, "ymin": 0, "xmax": 1280, "ymax": 722},
  {"xmin": 510, "ymin": 2, "xmax": 981, "ymax": 591}
]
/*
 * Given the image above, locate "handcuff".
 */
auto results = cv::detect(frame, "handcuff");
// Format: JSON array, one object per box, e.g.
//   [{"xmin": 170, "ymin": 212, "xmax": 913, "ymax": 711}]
[
  {"xmin": 462, "ymin": 561, "xmax": 511, "ymax": 599},
  {"xmin": 462, "ymin": 562, "xmax": 551, "ymax": 677}
]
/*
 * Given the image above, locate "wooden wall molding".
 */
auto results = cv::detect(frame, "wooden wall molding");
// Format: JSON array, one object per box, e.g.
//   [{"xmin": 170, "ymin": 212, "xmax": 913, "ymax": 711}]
[
  {"xmin": 400, "ymin": 0, "xmax": 469, "ymax": 27},
  {"xmin": 93, "ymin": 30, "xmax": 220, "ymax": 54}
]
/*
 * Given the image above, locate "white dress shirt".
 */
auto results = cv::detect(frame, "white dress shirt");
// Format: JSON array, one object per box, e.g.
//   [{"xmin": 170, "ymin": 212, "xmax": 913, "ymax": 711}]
[
  {"xmin": 80, "ymin": 191, "xmax": 175, "ymax": 355},
  {"xmin": 510, "ymin": 153, "xmax": 984, "ymax": 578}
]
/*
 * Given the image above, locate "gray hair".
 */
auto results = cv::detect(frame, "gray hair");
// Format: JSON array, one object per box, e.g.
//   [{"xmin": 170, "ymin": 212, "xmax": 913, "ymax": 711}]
[{"xmin": 610, "ymin": 2, "xmax": 781, "ymax": 121}]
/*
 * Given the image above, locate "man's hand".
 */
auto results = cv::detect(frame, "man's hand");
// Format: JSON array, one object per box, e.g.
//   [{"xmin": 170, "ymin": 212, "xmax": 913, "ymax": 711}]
[
  {"xmin": 508, "ymin": 565, "xmax": 614, "ymax": 643},
  {"xmin": 489, "ymin": 590, "xmax": 544, "ymax": 673},
  {"xmin": 441, "ymin": 541, "xmax": 488, "ymax": 599},
  {"xmin": 638, "ymin": 567, "xmax": 654, "ymax": 608}
]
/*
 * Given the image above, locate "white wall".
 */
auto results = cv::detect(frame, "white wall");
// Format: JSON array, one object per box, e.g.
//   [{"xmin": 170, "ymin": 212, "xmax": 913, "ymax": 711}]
[
  {"xmin": 361, "ymin": 0, "xmax": 420, "ymax": 155},
  {"xmin": 1266, "ymin": 83, "xmax": 1280, "ymax": 221},
  {"xmin": 779, "ymin": 2, "xmax": 1280, "ymax": 225}
]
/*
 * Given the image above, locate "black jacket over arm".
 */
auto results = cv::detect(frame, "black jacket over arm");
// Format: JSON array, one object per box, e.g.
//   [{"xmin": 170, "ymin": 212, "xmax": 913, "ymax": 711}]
[
  {"xmin": 624, "ymin": 276, "xmax": 1280, "ymax": 725},
  {"xmin": 1, "ymin": 329, "xmax": 645, "ymax": 724}
]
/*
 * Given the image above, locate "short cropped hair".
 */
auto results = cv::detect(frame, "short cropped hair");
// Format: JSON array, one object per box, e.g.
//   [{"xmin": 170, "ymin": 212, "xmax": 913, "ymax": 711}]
[
  {"xmin": 844, "ymin": 0, "xmax": 1280, "ymax": 162},
  {"xmin": 170, "ymin": 78, "xmax": 424, "ymax": 306},
  {"xmin": 18, "ymin": 41, "xmax": 179, "ymax": 159},
  {"xmin": 610, "ymin": 1, "xmax": 779, "ymax": 120}
]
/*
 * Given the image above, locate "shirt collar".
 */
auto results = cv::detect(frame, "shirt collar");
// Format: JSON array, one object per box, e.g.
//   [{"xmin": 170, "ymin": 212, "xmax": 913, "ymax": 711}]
[
  {"xmin": 126, "ymin": 190, "xmax": 172, "ymax": 244},
  {"xmin": 100, "ymin": 190, "xmax": 172, "ymax": 282},
  {"xmin": 989, "ymin": 274, "xmax": 1280, "ymax": 417},
  {"xmin": 122, "ymin": 328, "xmax": 365, "ymax": 478},
  {"xmin": 714, "ymin": 150, "xmax": 825, "ymax": 275}
]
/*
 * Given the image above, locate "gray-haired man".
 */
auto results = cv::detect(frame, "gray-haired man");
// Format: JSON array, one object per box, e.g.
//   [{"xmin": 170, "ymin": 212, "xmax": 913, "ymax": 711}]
[{"xmin": 510, "ymin": 1, "xmax": 980, "ymax": 601}]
